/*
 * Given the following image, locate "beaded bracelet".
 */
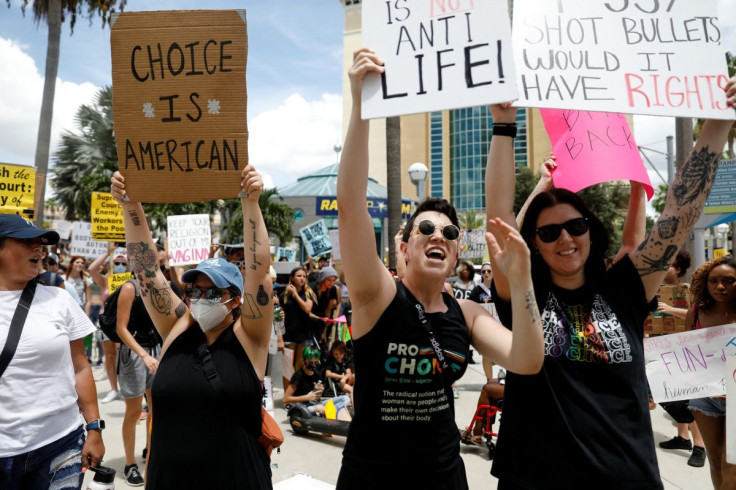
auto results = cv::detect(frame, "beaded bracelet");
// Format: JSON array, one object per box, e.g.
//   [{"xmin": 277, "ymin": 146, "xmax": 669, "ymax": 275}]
[{"xmin": 492, "ymin": 123, "xmax": 517, "ymax": 138}]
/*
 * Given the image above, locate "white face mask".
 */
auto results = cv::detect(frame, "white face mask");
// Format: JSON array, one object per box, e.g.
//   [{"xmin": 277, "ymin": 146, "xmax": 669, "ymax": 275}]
[{"xmin": 190, "ymin": 298, "xmax": 234, "ymax": 332}]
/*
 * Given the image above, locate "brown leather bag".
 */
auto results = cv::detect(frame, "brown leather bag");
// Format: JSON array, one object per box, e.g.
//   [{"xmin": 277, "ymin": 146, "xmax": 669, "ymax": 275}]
[{"xmin": 259, "ymin": 407, "xmax": 284, "ymax": 458}]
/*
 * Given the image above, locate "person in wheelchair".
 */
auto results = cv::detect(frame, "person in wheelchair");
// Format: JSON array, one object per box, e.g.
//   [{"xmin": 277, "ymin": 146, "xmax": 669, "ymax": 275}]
[{"xmin": 283, "ymin": 346, "xmax": 352, "ymax": 421}]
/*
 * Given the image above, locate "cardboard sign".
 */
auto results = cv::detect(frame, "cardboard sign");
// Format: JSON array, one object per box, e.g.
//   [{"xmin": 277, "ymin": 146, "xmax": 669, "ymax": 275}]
[
  {"xmin": 51, "ymin": 219, "xmax": 72, "ymax": 241},
  {"xmin": 540, "ymin": 109, "xmax": 653, "ymax": 197},
  {"xmin": 71, "ymin": 221, "xmax": 110, "ymax": 259},
  {"xmin": 361, "ymin": 0, "xmax": 518, "ymax": 119},
  {"xmin": 111, "ymin": 10, "xmax": 248, "ymax": 202},
  {"xmin": 167, "ymin": 214, "xmax": 211, "ymax": 266},
  {"xmin": 276, "ymin": 247, "xmax": 297, "ymax": 262},
  {"xmin": 108, "ymin": 272, "xmax": 134, "ymax": 294},
  {"xmin": 90, "ymin": 192, "xmax": 125, "ymax": 241},
  {"xmin": 645, "ymin": 323, "xmax": 736, "ymax": 403},
  {"xmin": 644, "ymin": 284, "xmax": 690, "ymax": 335},
  {"xmin": 727, "ymin": 356, "xmax": 736, "ymax": 464},
  {"xmin": 299, "ymin": 219, "xmax": 331, "ymax": 258},
  {"xmin": 459, "ymin": 229, "xmax": 486, "ymax": 259},
  {"xmin": 705, "ymin": 159, "xmax": 736, "ymax": 214},
  {"xmin": 513, "ymin": 0, "xmax": 732, "ymax": 118},
  {"xmin": 0, "ymin": 162, "xmax": 36, "ymax": 219}
]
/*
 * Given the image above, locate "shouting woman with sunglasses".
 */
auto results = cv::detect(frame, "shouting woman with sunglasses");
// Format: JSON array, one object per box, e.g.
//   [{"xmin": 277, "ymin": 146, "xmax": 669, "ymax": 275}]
[
  {"xmin": 110, "ymin": 165, "xmax": 273, "ymax": 489},
  {"xmin": 334, "ymin": 48, "xmax": 543, "ymax": 490},
  {"xmin": 485, "ymin": 75, "xmax": 736, "ymax": 489}
]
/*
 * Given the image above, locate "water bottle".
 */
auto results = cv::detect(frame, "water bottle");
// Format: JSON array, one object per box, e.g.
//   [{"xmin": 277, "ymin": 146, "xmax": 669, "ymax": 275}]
[{"xmin": 86, "ymin": 466, "xmax": 115, "ymax": 490}]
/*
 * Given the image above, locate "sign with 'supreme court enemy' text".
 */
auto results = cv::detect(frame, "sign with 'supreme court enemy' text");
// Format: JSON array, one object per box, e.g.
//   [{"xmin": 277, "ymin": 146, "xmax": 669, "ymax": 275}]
[
  {"xmin": 513, "ymin": 0, "xmax": 732, "ymax": 119},
  {"xmin": 361, "ymin": 0, "xmax": 518, "ymax": 119},
  {"xmin": 111, "ymin": 10, "xmax": 248, "ymax": 202},
  {"xmin": 91, "ymin": 192, "xmax": 126, "ymax": 241}
]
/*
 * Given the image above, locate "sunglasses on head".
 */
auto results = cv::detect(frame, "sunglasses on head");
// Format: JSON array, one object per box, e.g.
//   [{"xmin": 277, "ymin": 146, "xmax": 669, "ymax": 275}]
[
  {"xmin": 535, "ymin": 217, "xmax": 589, "ymax": 243},
  {"xmin": 184, "ymin": 286, "xmax": 229, "ymax": 303},
  {"xmin": 414, "ymin": 220, "xmax": 460, "ymax": 241}
]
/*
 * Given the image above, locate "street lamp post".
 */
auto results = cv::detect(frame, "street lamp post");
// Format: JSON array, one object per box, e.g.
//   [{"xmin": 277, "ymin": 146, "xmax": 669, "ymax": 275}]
[{"xmin": 408, "ymin": 162, "xmax": 428, "ymax": 203}]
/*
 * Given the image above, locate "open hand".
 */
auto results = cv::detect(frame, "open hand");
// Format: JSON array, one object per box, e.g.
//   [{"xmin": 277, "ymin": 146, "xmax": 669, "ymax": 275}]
[{"xmin": 486, "ymin": 218, "xmax": 531, "ymax": 281}]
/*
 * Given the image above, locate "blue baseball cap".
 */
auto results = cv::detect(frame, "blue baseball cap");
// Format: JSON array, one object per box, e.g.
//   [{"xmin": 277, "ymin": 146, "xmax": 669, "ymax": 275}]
[
  {"xmin": 181, "ymin": 258, "xmax": 243, "ymax": 295},
  {"xmin": 0, "ymin": 214, "xmax": 59, "ymax": 244}
]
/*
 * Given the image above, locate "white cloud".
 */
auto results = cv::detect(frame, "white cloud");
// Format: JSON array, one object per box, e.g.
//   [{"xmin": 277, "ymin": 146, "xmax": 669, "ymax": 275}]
[
  {"xmin": 0, "ymin": 36, "xmax": 99, "ymax": 168},
  {"xmin": 248, "ymin": 93, "xmax": 342, "ymax": 188}
]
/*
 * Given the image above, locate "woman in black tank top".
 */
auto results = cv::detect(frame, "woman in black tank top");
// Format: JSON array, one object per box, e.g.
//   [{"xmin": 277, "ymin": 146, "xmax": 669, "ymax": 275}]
[
  {"xmin": 335, "ymin": 49, "xmax": 544, "ymax": 489},
  {"xmin": 111, "ymin": 166, "xmax": 274, "ymax": 489}
]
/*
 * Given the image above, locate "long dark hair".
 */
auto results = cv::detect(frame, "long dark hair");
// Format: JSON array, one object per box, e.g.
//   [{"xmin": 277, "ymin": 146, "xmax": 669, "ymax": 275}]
[{"xmin": 518, "ymin": 189, "xmax": 610, "ymax": 287}]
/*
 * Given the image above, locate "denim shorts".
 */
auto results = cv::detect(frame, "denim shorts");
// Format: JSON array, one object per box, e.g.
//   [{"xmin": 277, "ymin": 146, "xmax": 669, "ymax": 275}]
[
  {"xmin": 0, "ymin": 426, "xmax": 85, "ymax": 490},
  {"xmin": 118, "ymin": 344, "xmax": 160, "ymax": 398},
  {"xmin": 689, "ymin": 397, "xmax": 726, "ymax": 418}
]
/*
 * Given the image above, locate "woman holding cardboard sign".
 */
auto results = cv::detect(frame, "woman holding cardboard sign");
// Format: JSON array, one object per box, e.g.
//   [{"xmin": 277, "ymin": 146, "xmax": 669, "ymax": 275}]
[
  {"xmin": 335, "ymin": 47, "xmax": 544, "ymax": 489},
  {"xmin": 484, "ymin": 75, "xmax": 736, "ymax": 489},
  {"xmin": 110, "ymin": 165, "xmax": 273, "ymax": 489},
  {"xmin": 686, "ymin": 257, "xmax": 736, "ymax": 489}
]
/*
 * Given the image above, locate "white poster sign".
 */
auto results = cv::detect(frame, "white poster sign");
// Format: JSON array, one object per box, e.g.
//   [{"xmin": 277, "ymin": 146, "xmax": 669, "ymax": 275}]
[
  {"xmin": 727, "ymin": 356, "xmax": 736, "ymax": 464},
  {"xmin": 299, "ymin": 220, "xmax": 332, "ymax": 258},
  {"xmin": 459, "ymin": 229, "xmax": 486, "ymax": 259},
  {"xmin": 51, "ymin": 220, "xmax": 72, "ymax": 241},
  {"xmin": 167, "ymin": 214, "xmax": 211, "ymax": 266},
  {"xmin": 361, "ymin": 0, "xmax": 518, "ymax": 119},
  {"xmin": 645, "ymin": 323, "xmax": 736, "ymax": 403},
  {"xmin": 512, "ymin": 0, "xmax": 731, "ymax": 119},
  {"xmin": 70, "ymin": 221, "xmax": 109, "ymax": 259},
  {"xmin": 276, "ymin": 247, "xmax": 297, "ymax": 262}
]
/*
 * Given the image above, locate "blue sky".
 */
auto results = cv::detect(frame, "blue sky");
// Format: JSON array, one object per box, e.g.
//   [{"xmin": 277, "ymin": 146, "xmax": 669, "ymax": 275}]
[
  {"xmin": 0, "ymin": 0, "xmax": 734, "ymax": 200},
  {"xmin": 0, "ymin": 0, "xmax": 345, "ymax": 189}
]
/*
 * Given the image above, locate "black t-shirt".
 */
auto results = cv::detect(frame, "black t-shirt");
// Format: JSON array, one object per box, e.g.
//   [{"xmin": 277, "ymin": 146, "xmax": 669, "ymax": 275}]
[
  {"xmin": 289, "ymin": 368, "xmax": 322, "ymax": 397},
  {"xmin": 490, "ymin": 256, "xmax": 663, "ymax": 489},
  {"xmin": 468, "ymin": 283, "xmax": 491, "ymax": 303},
  {"xmin": 339, "ymin": 282, "xmax": 469, "ymax": 482},
  {"xmin": 323, "ymin": 357, "xmax": 350, "ymax": 397},
  {"xmin": 451, "ymin": 280, "xmax": 473, "ymax": 300},
  {"xmin": 280, "ymin": 289, "xmax": 314, "ymax": 343}
]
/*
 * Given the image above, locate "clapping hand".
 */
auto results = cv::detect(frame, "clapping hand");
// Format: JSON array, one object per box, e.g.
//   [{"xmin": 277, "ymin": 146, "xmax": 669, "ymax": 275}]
[{"xmin": 486, "ymin": 218, "xmax": 531, "ymax": 282}]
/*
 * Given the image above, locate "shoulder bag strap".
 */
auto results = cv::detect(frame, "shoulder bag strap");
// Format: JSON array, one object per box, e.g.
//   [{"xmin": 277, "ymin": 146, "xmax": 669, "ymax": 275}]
[
  {"xmin": 0, "ymin": 279, "xmax": 38, "ymax": 378},
  {"xmin": 398, "ymin": 282, "xmax": 449, "ymax": 371}
]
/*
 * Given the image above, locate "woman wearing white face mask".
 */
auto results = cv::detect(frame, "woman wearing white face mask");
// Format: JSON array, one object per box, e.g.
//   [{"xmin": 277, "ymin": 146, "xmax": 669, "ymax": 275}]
[{"xmin": 110, "ymin": 165, "xmax": 273, "ymax": 489}]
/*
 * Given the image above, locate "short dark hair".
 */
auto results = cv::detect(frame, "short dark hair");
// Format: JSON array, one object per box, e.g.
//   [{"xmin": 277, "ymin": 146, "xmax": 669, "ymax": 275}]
[
  {"xmin": 402, "ymin": 198, "xmax": 459, "ymax": 243},
  {"xmin": 673, "ymin": 250, "xmax": 691, "ymax": 277},
  {"xmin": 519, "ymin": 189, "xmax": 610, "ymax": 286},
  {"xmin": 459, "ymin": 260, "xmax": 475, "ymax": 281},
  {"xmin": 331, "ymin": 340, "xmax": 347, "ymax": 355}
]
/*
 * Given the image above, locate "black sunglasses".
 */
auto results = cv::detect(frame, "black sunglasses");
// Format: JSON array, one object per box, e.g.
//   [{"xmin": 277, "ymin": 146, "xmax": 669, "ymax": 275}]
[
  {"xmin": 184, "ymin": 287, "xmax": 229, "ymax": 303},
  {"xmin": 414, "ymin": 220, "xmax": 461, "ymax": 241},
  {"xmin": 481, "ymin": 270, "xmax": 492, "ymax": 274},
  {"xmin": 114, "ymin": 262, "xmax": 127, "ymax": 266},
  {"xmin": 535, "ymin": 217, "xmax": 589, "ymax": 243}
]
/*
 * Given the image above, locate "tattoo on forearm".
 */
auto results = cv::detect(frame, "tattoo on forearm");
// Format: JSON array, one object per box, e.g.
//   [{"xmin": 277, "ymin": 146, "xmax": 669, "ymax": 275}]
[
  {"xmin": 128, "ymin": 210, "xmax": 141, "ymax": 227},
  {"xmin": 637, "ymin": 245, "xmax": 678, "ymax": 276},
  {"xmin": 524, "ymin": 290, "xmax": 540, "ymax": 323},
  {"xmin": 241, "ymin": 293, "xmax": 263, "ymax": 319},
  {"xmin": 656, "ymin": 217, "xmax": 678, "ymax": 240},
  {"xmin": 257, "ymin": 285, "xmax": 269, "ymax": 305},
  {"xmin": 174, "ymin": 302, "xmax": 187, "ymax": 318},
  {"xmin": 127, "ymin": 242, "xmax": 158, "ymax": 279},
  {"xmin": 248, "ymin": 218, "xmax": 263, "ymax": 271},
  {"xmin": 147, "ymin": 281, "xmax": 174, "ymax": 315},
  {"xmin": 671, "ymin": 146, "xmax": 720, "ymax": 207}
]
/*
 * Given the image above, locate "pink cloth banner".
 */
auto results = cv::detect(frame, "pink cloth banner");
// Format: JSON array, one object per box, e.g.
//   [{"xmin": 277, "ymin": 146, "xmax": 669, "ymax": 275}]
[{"xmin": 540, "ymin": 109, "xmax": 653, "ymax": 199}]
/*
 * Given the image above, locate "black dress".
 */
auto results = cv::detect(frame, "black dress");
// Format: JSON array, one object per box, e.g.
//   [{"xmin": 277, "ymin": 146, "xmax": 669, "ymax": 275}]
[{"xmin": 146, "ymin": 324, "xmax": 272, "ymax": 489}]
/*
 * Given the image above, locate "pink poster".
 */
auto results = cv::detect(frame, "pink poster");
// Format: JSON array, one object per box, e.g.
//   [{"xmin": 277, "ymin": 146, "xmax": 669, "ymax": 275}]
[{"xmin": 540, "ymin": 109, "xmax": 653, "ymax": 199}]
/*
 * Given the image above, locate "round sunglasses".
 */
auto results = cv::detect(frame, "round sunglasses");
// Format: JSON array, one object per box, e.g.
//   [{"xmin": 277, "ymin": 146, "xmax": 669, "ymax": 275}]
[
  {"xmin": 184, "ymin": 286, "xmax": 230, "ymax": 304},
  {"xmin": 414, "ymin": 220, "xmax": 461, "ymax": 241},
  {"xmin": 535, "ymin": 217, "xmax": 589, "ymax": 243}
]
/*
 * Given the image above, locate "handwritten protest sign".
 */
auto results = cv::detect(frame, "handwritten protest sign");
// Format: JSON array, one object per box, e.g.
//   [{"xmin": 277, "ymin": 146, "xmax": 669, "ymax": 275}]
[
  {"xmin": 299, "ymin": 220, "xmax": 331, "ymax": 258},
  {"xmin": 540, "ymin": 109, "xmax": 653, "ymax": 196},
  {"xmin": 645, "ymin": 323, "xmax": 736, "ymax": 403},
  {"xmin": 71, "ymin": 221, "xmax": 110, "ymax": 259},
  {"xmin": 0, "ymin": 163, "xmax": 36, "ymax": 219},
  {"xmin": 727, "ymin": 356, "xmax": 736, "ymax": 464},
  {"xmin": 111, "ymin": 10, "xmax": 248, "ymax": 202},
  {"xmin": 91, "ymin": 192, "xmax": 125, "ymax": 241},
  {"xmin": 108, "ymin": 272, "xmax": 134, "ymax": 294},
  {"xmin": 459, "ymin": 229, "xmax": 486, "ymax": 259},
  {"xmin": 361, "ymin": 0, "xmax": 518, "ymax": 119},
  {"xmin": 276, "ymin": 247, "xmax": 297, "ymax": 262},
  {"xmin": 513, "ymin": 0, "xmax": 731, "ymax": 118},
  {"xmin": 167, "ymin": 214, "xmax": 211, "ymax": 266}
]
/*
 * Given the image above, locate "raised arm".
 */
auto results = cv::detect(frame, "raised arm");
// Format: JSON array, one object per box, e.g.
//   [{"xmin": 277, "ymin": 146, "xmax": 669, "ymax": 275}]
[
  {"xmin": 111, "ymin": 173, "xmax": 188, "ymax": 343},
  {"xmin": 485, "ymin": 103, "xmax": 520, "ymax": 301},
  {"xmin": 235, "ymin": 166, "xmax": 274, "ymax": 376},
  {"xmin": 630, "ymin": 76, "xmax": 736, "ymax": 300},
  {"xmin": 516, "ymin": 157, "xmax": 556, "ymax": 228},
  {"xmin": 613, "ymin": 180, "xmax": 647, "ymax": 264},
  {"xmin": 336, "ymin": 48, "xmax": 397, "ymax": 338},
  {"xmin": 89, "ymin": 247, "xmax": 112, "ymax": 290}
]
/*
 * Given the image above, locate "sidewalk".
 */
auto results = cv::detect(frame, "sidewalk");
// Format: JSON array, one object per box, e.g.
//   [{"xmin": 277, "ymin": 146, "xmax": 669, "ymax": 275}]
[{"xmin": 86, "ymin": 354, "xmax": 712, "ymax": 489}]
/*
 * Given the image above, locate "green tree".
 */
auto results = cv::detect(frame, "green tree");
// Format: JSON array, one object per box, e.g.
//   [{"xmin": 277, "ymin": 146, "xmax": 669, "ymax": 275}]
[
  {"xmin": 458, "ymin": 209, "xmax": 485, "ymax": 229},
  {"xmin": 650, "ymin": 183, "xmax": 668, "ymax": 215},
  {"xmin": 220, "ymin": 189, "xmax": 295, "ymax": 245},
  {"xmin": 8, "ymin": 0, "xmax": 126, "ymax": 225}
]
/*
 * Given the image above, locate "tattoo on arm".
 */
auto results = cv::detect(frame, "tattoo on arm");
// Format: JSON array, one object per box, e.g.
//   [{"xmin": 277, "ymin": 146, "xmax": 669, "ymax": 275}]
[
  {"xmin": 144, "ymin": 281, "xmax": 174, "ymax": 316},
  {"xmin": 174, "ymin": 302, "xmax": 187, "ymax": 319},
  {"xmin": 257, "ymin": 285, "xmax": 269, "ymax": 305},
  {"xmin": 241, "ymin": 293, "xmax": 263, "ymax": 319},
  {"xmin": 248, "ymin": 219, "xmax": 263, "ymax": 271},
  {"xmin": 636, "ymin": 244, "xmax": 678, "ymax": 276},
  {"xmin": 128, "ymin": 210, "xmax": 141, "ymax": 227},
  {"xmin": 524, "ymin": 290, "xmax": 541, "ymax": 323},
  {"xmin": 127, "ymin": 242, "xmax": 158, "ymax": 279},
  {"xmin": 671, "ymin": 147, "xmax": 720, "ymax": 207}
]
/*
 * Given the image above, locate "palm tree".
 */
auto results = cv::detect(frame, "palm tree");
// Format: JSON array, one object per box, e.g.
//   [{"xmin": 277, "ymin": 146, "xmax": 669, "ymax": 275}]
[
  {"xmin": 9, "ymin": 0, "xmax": 126, "ymax": 226},
  {"xmin": 459, "ymin": 210, "xmax": 485, "ymax": 230},
  {"xmin": 220, "ymin": 190, "xmax": 295, "ymax": 245},
  {"xmin": 386, "ymin": 116, "xmax": 402, "ymax": 268}
]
